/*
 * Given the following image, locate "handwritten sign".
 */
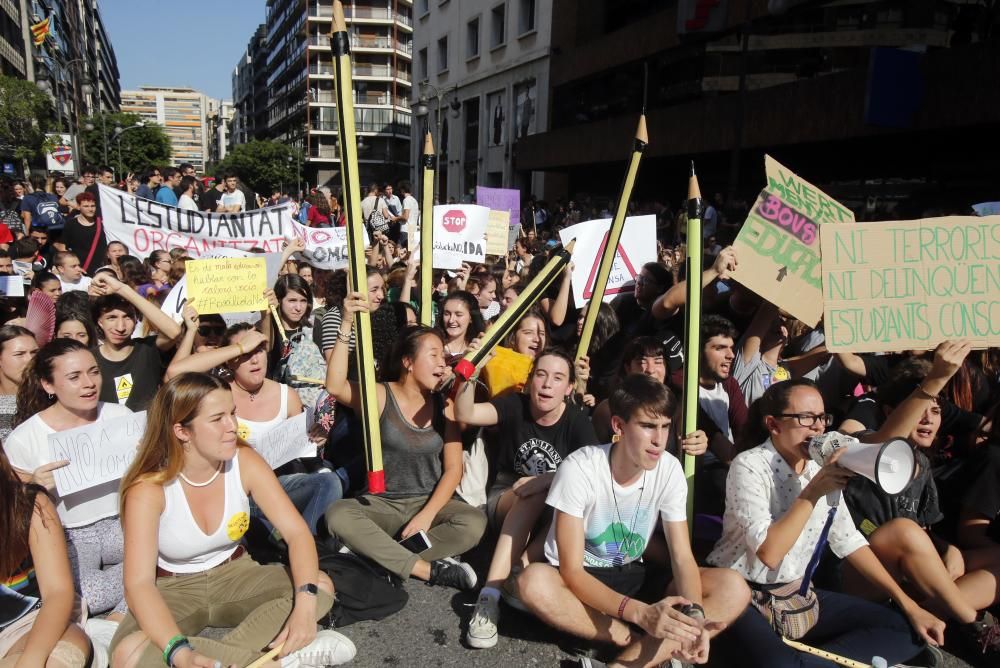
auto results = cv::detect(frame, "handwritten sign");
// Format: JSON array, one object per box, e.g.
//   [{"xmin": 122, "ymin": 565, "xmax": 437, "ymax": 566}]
[
  {"xmin": 821, "ymin": 216, "xmax": 1000, "ymax": 352},
  {"xmin": 476, "ymin": 186, "xmax": 520, "ymax": 228},
  {"xmin": 731, "ymin": 156, "xmax": 855, "ymax": 327},
  {"xmin": 253, "ymin": 412, "xmax": 313, "ymax": 469},
  {"xmin": 559, "ymin": 215, "xmax": 656, "ymax": 306},
  {"xmin": 485, "ymin": 210, "xmax": 511, "ymax": 256},
  {"xmin": 186, "ymin": 257, "xmax": 268, "ymax": 315},
  {"xmin": 432, "ymin": 204, "xmax": 489, "ymax": 269},
  {"xmin": 48, "ymin": 412, "xmax": 147, "ymax": 496}
]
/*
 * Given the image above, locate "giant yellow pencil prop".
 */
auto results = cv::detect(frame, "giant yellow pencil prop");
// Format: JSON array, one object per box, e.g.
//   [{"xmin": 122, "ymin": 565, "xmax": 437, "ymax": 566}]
[
  {"xmin": 575, "ymin": 116, "xmax": 647, "ymax": 361},
  {"xmin": 420, "ymin": 132, "xmax": 434, "ymax": 326},
  {"xmin": 450, "ymin": 240, "xmax": 575, "ymax": 385},
  {"xmin": 682, "ymin": 162, "xmax": 704, "ymax": 523},
  {"xmin": 331, "ymin": 0, "xmax": 385, "ymax": 493}
]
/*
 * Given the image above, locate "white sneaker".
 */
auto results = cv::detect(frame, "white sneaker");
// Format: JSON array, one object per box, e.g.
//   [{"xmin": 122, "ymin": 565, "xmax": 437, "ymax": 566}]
[
  {"xmin": 84, "ymin": 618, "xmax": 118, "ymax": 668},
  {"xmin": 280, "ymin": 630, "xmax": 356, "ymax": 667},
  {"xmin": 466, "ymin": 593, "xmax": 500, "ymax": 649}
]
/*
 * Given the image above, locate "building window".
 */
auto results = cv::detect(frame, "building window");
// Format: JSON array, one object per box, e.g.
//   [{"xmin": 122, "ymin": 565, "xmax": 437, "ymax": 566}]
[
  {"xmin": 417, "ymin": 0, "xmax": 429, "ymax": 16},
  {"xmin": 467, "ymin": 18, "xmax": 480, "ymax": 58},
  {"xmin": 518, "ymin": 0, "xmax": 536, "ymax": 35},
  {"xmin": 437, "ymin": 36, "xmax": 449, "ymax": 73},
  {"xmin": 418, "ymin": 47, "xmax": 428, "ymax": 80},
  {"xmin": 490, "ymin": 3, "xmax": 506, "ymax": 48}
]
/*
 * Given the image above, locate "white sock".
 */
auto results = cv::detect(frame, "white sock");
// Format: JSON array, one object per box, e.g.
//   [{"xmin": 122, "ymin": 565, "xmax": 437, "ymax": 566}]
[{"xmin": 479, "ymin": 587, "xmax": 501, "ymax": 602}]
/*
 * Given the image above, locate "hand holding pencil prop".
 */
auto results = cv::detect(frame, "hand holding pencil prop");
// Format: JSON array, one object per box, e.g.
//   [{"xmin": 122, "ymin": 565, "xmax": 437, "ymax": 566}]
[
  {"xmin": 574, "ymin": 115, "xmax": 648, "ymax": 362},
  {"xmin": 682, "ymin": 162, "xmax": 704, "ymax": 524},
  {"xmin": 443, "ymin": 240, "xmax": 576, "ymax": 393},
  {"xmin": 329, "ymin": 0, "xmax": 385, "ymax": 493},
  {"xmin": 419, "ymin": 132, "xmax": 435, "ymax": 326}
]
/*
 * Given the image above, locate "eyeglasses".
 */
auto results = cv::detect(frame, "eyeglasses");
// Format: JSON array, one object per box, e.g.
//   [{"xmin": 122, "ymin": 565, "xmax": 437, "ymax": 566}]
[
  {"xmin": 197, "ymin": 326, "xmax": 225, "ymax": 337},
  {"xmin": 777, "ymin": 413, "xmax": 833, "ymax": 428}
]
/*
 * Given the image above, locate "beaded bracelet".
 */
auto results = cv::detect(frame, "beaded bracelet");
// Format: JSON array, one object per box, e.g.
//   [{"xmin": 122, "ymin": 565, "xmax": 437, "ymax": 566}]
[{"xmin": 618, "ymin": 596, "xmax": 630, "ymax": 620}]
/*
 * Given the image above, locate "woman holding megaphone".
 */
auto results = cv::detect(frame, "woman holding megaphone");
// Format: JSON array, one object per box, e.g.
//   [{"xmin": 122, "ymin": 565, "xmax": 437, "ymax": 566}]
[{"xmin": 707, "ymin": 377, "xmax": 945, "ymax": 667}]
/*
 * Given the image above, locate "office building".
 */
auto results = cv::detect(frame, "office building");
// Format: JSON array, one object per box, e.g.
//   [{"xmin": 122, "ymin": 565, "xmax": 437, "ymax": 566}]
[
  {"xmin": 232, "ymin": 0, "xmax": 414, "ymax": 190},
  {"xmin": 208, "ymin": 99, "xmax": 234, "ymax": 165},
  {"xmin": 121, "ymin": 86, "xmax": 212, "ymax": 172},
  {"xmin": 409, "ymin": 0, "xmax": 554, "ymax": 201}
]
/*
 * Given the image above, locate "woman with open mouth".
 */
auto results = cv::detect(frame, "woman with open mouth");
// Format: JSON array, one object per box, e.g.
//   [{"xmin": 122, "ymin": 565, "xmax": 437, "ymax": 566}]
[
  {"xmin": 437, "ymin": 290, "xmax": 484, "ymax": 365},
  {"xmin": 5, "ymin": 339, "xmax": 135, "ymax": 664}
]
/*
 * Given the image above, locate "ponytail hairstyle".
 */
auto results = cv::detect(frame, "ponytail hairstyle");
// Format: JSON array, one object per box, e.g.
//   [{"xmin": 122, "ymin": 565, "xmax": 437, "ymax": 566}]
[
  {"xmin": 14, "ymin": 339, "xmax": 91, "ymax": 427},
  {"xmin": 120, "ymin": 372, "xmax": 242, "ymax": 512},
  {"xmin": 381, "ymin": 325, "xmax": 445, "ymax": 383},
  {"xmin": 0, "ymin": 450, "xmax": 44, "ymax": 578},
  {"xmin": 741, "ymin": 377, "xmax": 820, "ymax": 452}
]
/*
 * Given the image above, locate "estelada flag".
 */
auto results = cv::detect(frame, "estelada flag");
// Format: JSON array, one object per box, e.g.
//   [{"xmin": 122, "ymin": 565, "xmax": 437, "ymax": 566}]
[{"xmin": 30, "ymin": 17, "xmax": 51, "ymax": 46}]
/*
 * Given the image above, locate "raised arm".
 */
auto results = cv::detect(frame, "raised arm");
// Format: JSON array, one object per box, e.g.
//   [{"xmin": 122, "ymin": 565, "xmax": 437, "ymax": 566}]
[
  {"xmin": 166, "ymin": 329, "xmax": 267, "ymax": 379},
  {"xmin": 740, "ymin": 301, "xmax": 779, "ymax": 364},
  {"xmin": 651, "ymin": 246, "xmax": 737, "ymax": 320},
  {"xmin": 864, "ymin": 340, "xmax": 971, "ymax": 444},
  {"xmin": 542, "ymin": 262, "xmax": 573, "ymax": 327},
  {"xmin": 323, "ymin": 291, "xmax": 385, "ymax": 411},
  {"xmin": 452, "ymin": 375, "xmax": 500, "ymax": 426},
  {"xmin": 91, "ymin": 273, "xmax": 182, "ymax": 347}
]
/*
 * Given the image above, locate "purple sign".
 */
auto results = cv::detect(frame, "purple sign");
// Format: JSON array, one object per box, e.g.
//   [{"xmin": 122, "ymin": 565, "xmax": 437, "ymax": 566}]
[{"xmin": 475, "ymin": 186, "xmax": 520, "ymax": 229}]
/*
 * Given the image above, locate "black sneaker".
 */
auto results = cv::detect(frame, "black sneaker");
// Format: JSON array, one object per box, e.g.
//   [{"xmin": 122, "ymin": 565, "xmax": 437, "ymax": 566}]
[
  {"xmin": 957, "ymin": 611, "xmax": 1000, "ymax": 659},
  {"xmin": 429, "ymin": 559, "xmax": 477, "ymax": 590}
]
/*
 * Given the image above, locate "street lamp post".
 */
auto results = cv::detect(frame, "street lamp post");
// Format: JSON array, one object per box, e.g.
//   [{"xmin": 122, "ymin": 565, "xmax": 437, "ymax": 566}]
[
  {"xmin": 112, "ymin": 123, "xmax": 146, "ymax": 177},
  {"xmin": 412, "ymin": 82, "xmax": 458, "ymax": 204}
]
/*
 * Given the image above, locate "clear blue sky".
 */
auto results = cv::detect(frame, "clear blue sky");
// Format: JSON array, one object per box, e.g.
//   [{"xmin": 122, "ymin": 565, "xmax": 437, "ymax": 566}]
[{"xmin": 101, "ymin": 0, "xmax": 266, "ymax": 101}]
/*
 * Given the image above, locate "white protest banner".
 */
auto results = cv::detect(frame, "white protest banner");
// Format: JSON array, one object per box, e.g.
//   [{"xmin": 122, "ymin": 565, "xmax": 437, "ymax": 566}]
[
  {"xmin": 251, "ymin": 412, "xmax": 313, "ymax": 469},
  {"xmin": 432, "ymin": 204, "xmax": 489, "ymax": 269},
  {"xmin": 821, "ymin": 215, "xmax": 1000, "ymax": 353},
  {"xmin": 0, "ymin": 275, "xmax": 24, "ymax": 297},
  {"xmin": 485, "ymin": 210, "xmax": 511, "ymax": 257},
  {"xmin": 559, "ymin": 215, "xmax": 656, "ymax": 306},
  {"xmin": 99, "ymin": 185, "xmax": 361, "ymax": 267},
  {"xmin": 292, "ymin": 221, "xmax": 369, "ymax": 270},
  {"xmin": 48, "ymin": 412, "xmax": 147, "ymax": 497},
  {"xmin": 730, "ymin": 156, "xmax": 855, "ymax": 327}
]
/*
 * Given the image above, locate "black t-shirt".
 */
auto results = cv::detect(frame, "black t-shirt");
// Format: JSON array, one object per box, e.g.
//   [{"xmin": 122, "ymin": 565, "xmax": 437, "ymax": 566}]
[
  {"xmin": 61, "ymin": 215, "xmax": 108, "ymax": 272},
  {"xmin": 843, "ymin": 392, "xmax": 982, "ymax": 446},
  {"xmin": 844, "ymin": 447, "xmax": 942, "ymax": 537},
  {"xmin": 95, "ymin": 336, "xmax": 164, "ymax": 411},
  {"xmin": 489, "ymin": 393, "xmax": 599, "ymax": 485},
  {"xmin": 963, "ymin": 442, "xmax": 1000, "ymax": 542},
  {"xmin": 200, "ymin": 187, "xmax": 223, "ymax": 212}
]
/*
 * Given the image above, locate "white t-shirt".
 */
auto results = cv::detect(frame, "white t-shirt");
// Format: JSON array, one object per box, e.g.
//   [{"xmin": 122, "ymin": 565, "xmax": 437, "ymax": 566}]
[
  {"xmin": 4, "ymin": 402, "xmax": 133, "ymax": 528},
  {"xmin": 178, "ymin": 194, "xmax": 198, "ymax": 211},
  {"xmin": 544, "ymin": 443, "xmax": 687, "ymax": 568},
  {"xmin": 220, "ymin": 189, "xmax": 246, "ymax": 212},
  {"xmin": 402, "ymin": 194, "xmax": 419, "ymax": 230},
  {"xmin": 60, "ymin": 276, "xmax": 92, "ymax": 293},
  {"xmin": 699, "ymin": 382, "xmax": 733, "ymax": 443}
]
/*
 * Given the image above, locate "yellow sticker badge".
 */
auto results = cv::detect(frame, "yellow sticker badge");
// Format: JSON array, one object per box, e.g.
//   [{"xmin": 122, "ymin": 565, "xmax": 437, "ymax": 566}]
[
  {"xmin": 226, "ymin": 512, "xmax": 250, "ymax": 541},
  {"xmin": 773, "ymin": 366, "xmax": 791, "ymax": 383},
  {"xmin": 115, "ymin": 374, "xmax": 134, "ymax": 404},
  {"xmin": 237, "ymin": 422, "xmax": 250, "ymax": 441}
]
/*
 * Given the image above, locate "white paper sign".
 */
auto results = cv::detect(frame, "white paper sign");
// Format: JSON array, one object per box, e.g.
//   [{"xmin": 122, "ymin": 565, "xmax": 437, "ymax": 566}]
[
  {"xmin": 558, "ymin": 215, "xmax": 657, "ymax": 306},
  {"xmin": 48, "ymin": 412, "xmax": 147, "ymax": 496},
  {"xmin": 293, "ymin": 223, "xmax": 369, "ymax": 270},
  {"xmin": 432, "ymin": 204, "xmax": 489, "ymax": 269},
  {"xmin": 0, "ymin": 275, "xmax": 24, "ymax": 297},
  {"xmin": 252, "ymin": 412, "xmax": 313, "ymax": 469}
]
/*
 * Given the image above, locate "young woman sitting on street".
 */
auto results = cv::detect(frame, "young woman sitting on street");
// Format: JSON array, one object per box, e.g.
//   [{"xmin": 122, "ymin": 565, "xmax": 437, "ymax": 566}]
[{"xmin": 109, "ymin": 372, "xmax": 355, "ymax": 668}]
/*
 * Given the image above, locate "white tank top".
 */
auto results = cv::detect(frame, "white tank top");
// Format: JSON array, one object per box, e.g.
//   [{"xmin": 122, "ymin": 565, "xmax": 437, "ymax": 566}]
[
  {"xmin": 236, "ymin": 383, "xmax": 289, "ymax": 448},
  {"xmin": 157, "ymin": 451, "xmax": 251, "ymax": 574}
]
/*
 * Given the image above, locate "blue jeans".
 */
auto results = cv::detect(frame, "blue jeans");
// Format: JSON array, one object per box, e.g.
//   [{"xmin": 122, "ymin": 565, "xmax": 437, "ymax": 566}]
[
  {"xmin": 250, "ymin": 471, "xmax": 343, "ymax": 535},
  {"xmin": 719, "ymin": 588, "xmax": 924, "ymax": 667}
]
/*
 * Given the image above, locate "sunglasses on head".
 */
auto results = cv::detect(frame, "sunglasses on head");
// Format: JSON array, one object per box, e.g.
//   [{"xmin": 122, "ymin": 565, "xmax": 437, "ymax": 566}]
[{"xmin": 197, "ymin": 325, "xmax": 225, "ymax": 337}]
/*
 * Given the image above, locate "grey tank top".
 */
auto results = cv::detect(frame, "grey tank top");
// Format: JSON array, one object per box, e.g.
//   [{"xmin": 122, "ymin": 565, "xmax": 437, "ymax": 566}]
[{"xmin": 380, "ymin": 384, "xmax": 443, "ymax": 498}]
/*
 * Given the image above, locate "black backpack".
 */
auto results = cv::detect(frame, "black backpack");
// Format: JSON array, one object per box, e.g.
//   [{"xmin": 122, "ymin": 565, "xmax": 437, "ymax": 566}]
[{"xmin": 318, "ymin": 543, "xmax": 408, "ymax": 627}]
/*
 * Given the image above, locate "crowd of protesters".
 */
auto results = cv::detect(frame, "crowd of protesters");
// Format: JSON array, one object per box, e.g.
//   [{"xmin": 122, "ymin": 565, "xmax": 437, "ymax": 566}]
[{"xmin": 0, "ymin": 164, "xmax": 998, "ymax": 668}]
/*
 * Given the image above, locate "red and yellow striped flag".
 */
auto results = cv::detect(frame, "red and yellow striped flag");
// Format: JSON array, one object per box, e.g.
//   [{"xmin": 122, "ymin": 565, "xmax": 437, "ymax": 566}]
[{"xmin": 30, "ymin": 17, "xmax": 51, "ymax": 46}]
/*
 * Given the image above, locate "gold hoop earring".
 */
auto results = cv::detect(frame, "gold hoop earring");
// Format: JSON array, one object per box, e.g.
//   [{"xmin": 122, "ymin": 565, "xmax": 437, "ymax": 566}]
[{"xmin": 611, "ymin": 434, "xmax": 620, "ymax": 444}]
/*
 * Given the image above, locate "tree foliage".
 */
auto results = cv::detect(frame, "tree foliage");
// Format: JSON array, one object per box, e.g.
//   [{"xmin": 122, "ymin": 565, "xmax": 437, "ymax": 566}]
[
  {"xmin": 80, "ymin": 112, "xmax": 171, "ymax": 177},
  {"xmin": 217, "ymin": 140, "xmax": 298, "ymax": 196},
  {"xmin": 0, "ymin": 75, "xmax": 57, "ymax": 162}
]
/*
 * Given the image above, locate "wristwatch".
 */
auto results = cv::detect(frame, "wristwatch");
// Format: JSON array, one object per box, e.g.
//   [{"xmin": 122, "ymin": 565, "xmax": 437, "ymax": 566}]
[{"xmin": 297, "ymin": 583, "xmax": 319, "ymax": 596}]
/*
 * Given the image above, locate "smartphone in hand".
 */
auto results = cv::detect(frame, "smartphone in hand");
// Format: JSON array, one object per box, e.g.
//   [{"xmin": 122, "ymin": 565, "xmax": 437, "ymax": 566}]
[{"xmin": 398, "ymin": 530, "xmax": 432, "ymax": 553}]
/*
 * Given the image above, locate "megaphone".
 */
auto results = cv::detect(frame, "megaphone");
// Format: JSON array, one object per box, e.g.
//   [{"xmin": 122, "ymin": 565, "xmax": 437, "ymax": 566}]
[{"xmin": 808, "ymin": 432, "xmax": 915, "ymax": 495}]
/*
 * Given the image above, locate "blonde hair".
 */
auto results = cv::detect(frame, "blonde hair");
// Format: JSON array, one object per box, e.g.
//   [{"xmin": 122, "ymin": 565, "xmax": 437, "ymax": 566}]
[{"xmin": 120, "ymin": 372, "xmax": 244, "ymax": 512}]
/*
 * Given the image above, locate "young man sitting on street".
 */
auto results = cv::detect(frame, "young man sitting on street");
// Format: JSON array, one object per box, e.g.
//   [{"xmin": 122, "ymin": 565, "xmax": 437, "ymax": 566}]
[{"xmin": 517, "ymin": 374, "xmax": 749, "ymax": 667}]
